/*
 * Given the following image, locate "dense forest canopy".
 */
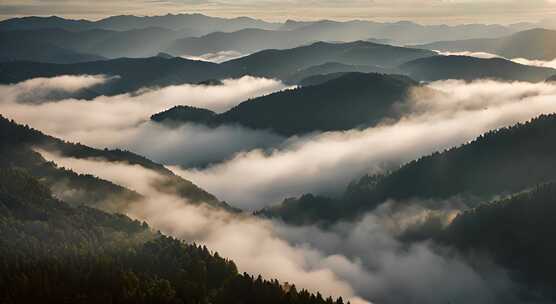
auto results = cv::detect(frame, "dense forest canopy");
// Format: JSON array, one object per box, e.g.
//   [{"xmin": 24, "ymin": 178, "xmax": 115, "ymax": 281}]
[{"xmin": 0, "ymin": 168, "xmax": 349, "ymax": 304}]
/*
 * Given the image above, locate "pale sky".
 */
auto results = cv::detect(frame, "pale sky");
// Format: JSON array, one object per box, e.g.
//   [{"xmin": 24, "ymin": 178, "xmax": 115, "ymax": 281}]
[{"xmin": 1, "ymin": 0, "xmax": 556, "ymax": 24}]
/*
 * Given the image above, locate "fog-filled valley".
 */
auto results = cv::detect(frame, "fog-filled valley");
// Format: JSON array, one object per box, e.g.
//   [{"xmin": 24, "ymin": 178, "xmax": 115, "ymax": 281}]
[{"xmin": 3, "ymin": 7, "xmax": 556, "ymax": 304}]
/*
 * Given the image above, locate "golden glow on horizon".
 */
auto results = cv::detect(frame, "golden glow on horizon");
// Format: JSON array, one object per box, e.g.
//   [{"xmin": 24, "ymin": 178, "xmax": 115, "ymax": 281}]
[{"xmin": 1, "ymin": 0, "xmax": 556, "ymax": 25}]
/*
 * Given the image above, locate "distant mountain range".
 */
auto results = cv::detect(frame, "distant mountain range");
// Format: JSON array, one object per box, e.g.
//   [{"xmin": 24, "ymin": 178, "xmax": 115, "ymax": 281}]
[
  {"xmin": 416, "ymin": 28, "xmax": 556, "ymax": 61},
  {"xmin": 164, "ymin": 20, "xmax": 534, "ymax": 56},
  {"xmin": 0, "ymin": 34, "xmax": 105, "ymax": 64},
  {"xmin": 1, "ymin": 14, "xmax": 551, "ymax": 64},
  {"xmin": 151, "ymin": 73, "xmax": 419, "ymax": 136},
  {"xmin": 0, "ymin": 27, "xmax": 188, "ymax": 60},
  {"xmin": 2, "ymin": 39, "xmax": 554, "ymax": 98},
  {"xmin": 0, "ymin": 14, "xmax": 279, "ymax": 35}
]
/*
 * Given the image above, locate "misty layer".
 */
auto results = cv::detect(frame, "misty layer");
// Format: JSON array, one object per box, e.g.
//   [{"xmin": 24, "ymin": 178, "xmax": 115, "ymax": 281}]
[
  {"xmin": 38, "ymin": 150, "xmax": 519, "ymax": 304},
  {"xmin": 172, "ymin": 80, "xmax": 556, "ymax": 209},
  {"xmin": 0, "ymin": 75, "xmax": 287, "ymax": 166},
  {"xmin": 37, "ymin": 150, "xmax": 370, "ymax": 304}
]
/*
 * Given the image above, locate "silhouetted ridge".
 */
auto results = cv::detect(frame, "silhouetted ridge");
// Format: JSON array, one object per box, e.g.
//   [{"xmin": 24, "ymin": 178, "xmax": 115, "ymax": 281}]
[
  {"xmin": 401, "ymin": 55, "xmax": 555, "ymax": 82},
  {"xmin": 152, "ymin": 72, "xmax": 419, "ymax": 136}
]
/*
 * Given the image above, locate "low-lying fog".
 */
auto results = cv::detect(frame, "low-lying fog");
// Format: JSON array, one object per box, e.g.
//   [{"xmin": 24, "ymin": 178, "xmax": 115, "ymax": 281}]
[{"xmin": 4, "ymin": 73, "xmax": 550, "ymax": 303}]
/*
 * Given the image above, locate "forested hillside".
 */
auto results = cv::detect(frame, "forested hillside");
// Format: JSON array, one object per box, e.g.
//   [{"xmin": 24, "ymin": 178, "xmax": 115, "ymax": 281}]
[
  {"xmin": 0, "ymin": 168, "xmax": 346, "ymax": 304},
  {"xmin": 152, "ymin": 73, "xmax": 419, "ymax": 135},
  {"xmin": 259, "ymin": 114, "xmax": 556, "ymax": 224},
  {"xmin": 0, "ymin": 115, "xmax": 232, "ymax": 212},
  {"xmin": 442, "ymin": 182, "xmax": 556, "ymax": 299}
]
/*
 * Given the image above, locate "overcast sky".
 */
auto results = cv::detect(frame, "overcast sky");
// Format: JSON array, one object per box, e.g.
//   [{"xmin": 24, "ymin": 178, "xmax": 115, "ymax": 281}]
[{"xmin": 1, "ymin": 0, "xmax": 556, "ymax": 24}]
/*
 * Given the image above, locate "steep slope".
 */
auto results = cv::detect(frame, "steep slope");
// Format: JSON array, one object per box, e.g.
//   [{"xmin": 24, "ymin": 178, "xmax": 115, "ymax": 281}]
[
  {"xmin": 0, "ymin": 57, "xmax": 222, "ymax": 96},
  {"xmin": 220, "ymin": 41, "xmax": 434, "ymax": 80},
  {"xmin": 152, "ymin": 73, "xmax": 419, "ymax": 136},
  {"xmin": 417, "ymin": 28, "xmax": 556, "ymax": 61},
  {"xmin": 401, "ymin": 55, "xmax": 556, "ymax": 82},
  {"xmin": 0, "ymin": 116, "xmax": 231, "ymax": 212},
  {"xmin": 0, "ymin": 168, "xmax": 343, "ymax": 304},
  {"xmin": 259, "ymin": 114, "xmax": 556, "ymax": 224},
  {"xmin": 442, "ymin": 183, "xmax": 556, "ymax": 298}
]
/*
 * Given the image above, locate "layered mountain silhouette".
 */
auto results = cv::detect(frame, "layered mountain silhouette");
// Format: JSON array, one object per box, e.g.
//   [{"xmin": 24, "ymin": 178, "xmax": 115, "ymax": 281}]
[
  {"xmin": 220, "ymin": 41, "xmax": 434, "ymax": 80},
  {"xmin": 165, "ymin": 19, "xmax": 524, "ymax": 56},
  {"xmin": 0, "ymin": 34, "xmax": 105, "ymax": 63},
  {"xmin": 0, "ymin": 14, "xmax": 535, "ymax": 63},
  {"xmin": 417, "ymin": 28, "xmax": 556, "ymax": 60},
  {"xmin": 151, "ymin": 73, "xmax": 420, "ymax": 136},
  {"xmin": 0, "ymin": 41, "xmax": 432, "ymax": 94},
  {"xmin": 0, "ymin": 27, "xmax": 187, "ymax": 61}
]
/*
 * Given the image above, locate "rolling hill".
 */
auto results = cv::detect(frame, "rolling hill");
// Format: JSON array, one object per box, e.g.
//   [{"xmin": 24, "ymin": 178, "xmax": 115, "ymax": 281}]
[
  {"xmin": 220, "ymin": 41, "xmax": 434, "ymax": 80},
  {"xmin": 151, "ymin": 73, "xmax": 420, "ymax": 136},
  {"xmin": 400, "ymin": 55, "xmax": 556, "ymax": 82}
]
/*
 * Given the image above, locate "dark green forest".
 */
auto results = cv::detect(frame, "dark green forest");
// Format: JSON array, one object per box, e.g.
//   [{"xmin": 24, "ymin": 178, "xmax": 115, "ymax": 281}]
[
  {"xmin": 442, "ymin": 182, "xmax": 556, "ymax": 299},
  {"xmin": 0, "ymin": 168, "xmax": 349, "ymax": 304}
]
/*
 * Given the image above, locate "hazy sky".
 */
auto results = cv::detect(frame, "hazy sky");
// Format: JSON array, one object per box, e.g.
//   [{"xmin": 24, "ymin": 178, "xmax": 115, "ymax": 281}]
[{"xmin": 1, "ymin": 0, "xmax": 556, "ymax": 24}]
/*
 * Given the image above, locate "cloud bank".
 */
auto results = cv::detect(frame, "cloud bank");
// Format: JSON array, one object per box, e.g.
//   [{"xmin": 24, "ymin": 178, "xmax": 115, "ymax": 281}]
[
  {"xmin": 0, "ymin": 75, "xmax": 287, "ymax": 166},
  {"xmin": 38, "ymin": 150, "xmax": 370, "ymax": 304},
  {"xmin": 39, "ymin": 150, "xmax": 519, "ymax": 304},
  {"xmin": 4, "ymin": 75, "xmax": 556, "ymax": 211},
  {"xmin": 172, "ymin": 80, "xmax": 556, "ymax": 209}
]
